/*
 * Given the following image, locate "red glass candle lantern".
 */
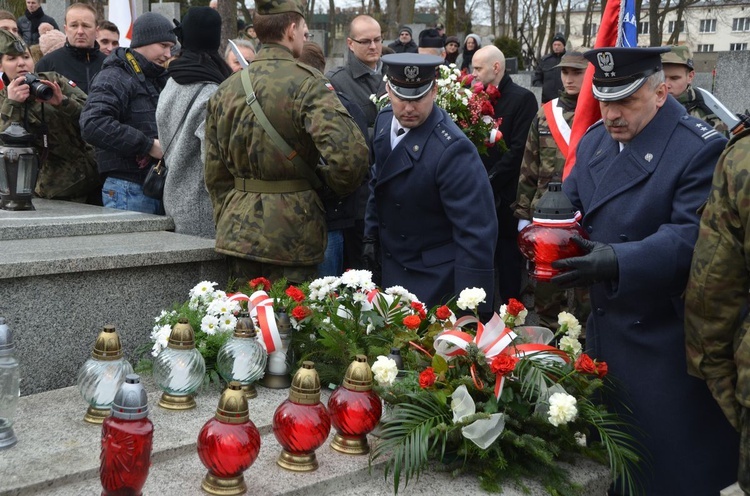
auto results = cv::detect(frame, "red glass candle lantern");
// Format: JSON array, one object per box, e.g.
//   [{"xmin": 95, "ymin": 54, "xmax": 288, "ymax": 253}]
[
  {"xmin": 518, "ymin": 182, "xmax": 589, "ymax": 282},
  {"xmin": 100, "ymin": 374, "xmax": 153, "ymax": 496},
  {"xmin": 328, "ymin": 355, "xmax": 382, "ymax": 455},
  {"xmin": 272, "ymin": 361, "xmax": 331, "ymax": 472},
  {"xmin": 197, "ymin": 381, "xmax": 261, "ymax": 495}
]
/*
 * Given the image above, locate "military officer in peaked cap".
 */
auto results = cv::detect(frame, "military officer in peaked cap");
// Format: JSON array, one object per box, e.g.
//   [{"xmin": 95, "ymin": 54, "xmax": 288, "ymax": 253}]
[
  {"xmin": 363, "ymin": 53, "xmax": 498, "ymax": 313},
  {"xmin": 552, "ymin": 47, "xmax": 739, "ymax": 494},
  {"xmin": 204, "ymin": 0, "xmax": 369, "ymax": 284}
]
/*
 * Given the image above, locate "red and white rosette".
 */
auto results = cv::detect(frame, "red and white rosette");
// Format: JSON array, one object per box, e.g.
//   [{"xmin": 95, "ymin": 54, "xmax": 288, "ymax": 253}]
[
  {"xmin": 229, "ymin": 291, "xmax": 282, "ymax": 353},
  {"xmin": 434, "ymin": 314, "xmax": 566, "ymax": 399}
]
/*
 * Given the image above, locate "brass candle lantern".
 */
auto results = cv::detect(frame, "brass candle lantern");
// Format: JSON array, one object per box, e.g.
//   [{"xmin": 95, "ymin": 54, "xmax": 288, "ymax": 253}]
[
  {"xmin": 153, "ymin": 318, "xmax": 206, "ymax": 410},
  {"xmin": 216, "ymin": 312, "xmax": 267, "ymax": 399},
  {"xmin": 77, "ymin": 325, "xmax": 134, "ymax": 424}
]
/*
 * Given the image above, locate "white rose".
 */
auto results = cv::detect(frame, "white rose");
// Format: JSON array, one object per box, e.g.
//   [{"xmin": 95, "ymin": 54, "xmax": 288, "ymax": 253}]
[
  {"xmin": 371, "ymin": 355, "xmax": 398, "ymax": 386},
  {"xmin": 548, "ymin": 392, "xmax": 578, "ymax": 427}
]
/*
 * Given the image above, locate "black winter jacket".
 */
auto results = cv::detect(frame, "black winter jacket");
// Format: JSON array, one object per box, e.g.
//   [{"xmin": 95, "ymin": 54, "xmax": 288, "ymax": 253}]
[
  {"xmin": 80, "ymin": 48, "xmax": 168, "ymax": 184},
  {"xmin": 387, "ymin": 40, "xmax": 418, "ymax": 53},
  {"xmin": 531, "ymin": 51, "xmax": 564, "ymax": 103},
  {"xmin": 35, "ymin": 41, "xmax": 106, "ymax": 95},
  {"xmin": 17, "ymin": 8, "xmax": 58, "ymax": 46}
]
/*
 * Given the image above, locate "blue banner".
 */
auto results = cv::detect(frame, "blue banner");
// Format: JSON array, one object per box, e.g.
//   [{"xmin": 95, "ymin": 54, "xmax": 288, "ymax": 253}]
[{"xmin": 619, "ymin": 0, "xmax": 638, "ymax": 47}]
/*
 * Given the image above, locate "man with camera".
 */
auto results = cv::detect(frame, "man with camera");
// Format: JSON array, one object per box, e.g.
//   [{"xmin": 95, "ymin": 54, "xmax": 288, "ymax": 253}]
[{"xmin": 0, "ymin": 30, "xmax": 98, "ymax": 202}]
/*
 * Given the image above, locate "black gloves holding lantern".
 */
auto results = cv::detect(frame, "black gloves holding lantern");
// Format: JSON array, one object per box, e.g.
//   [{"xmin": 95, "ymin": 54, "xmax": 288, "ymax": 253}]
[{"xmin": 551, "ymin": 237, "xmax": 619, "ymax": 288}]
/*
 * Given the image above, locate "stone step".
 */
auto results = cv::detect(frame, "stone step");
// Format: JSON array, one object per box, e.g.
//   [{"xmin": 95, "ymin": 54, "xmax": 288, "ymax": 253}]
[
  {"xmin": 0, "ymin": 199, "xmax": 174, "ymax": 241},
  {"xmin": 0, "ymin": 379, "xmax": 612, "ymax": 496}
]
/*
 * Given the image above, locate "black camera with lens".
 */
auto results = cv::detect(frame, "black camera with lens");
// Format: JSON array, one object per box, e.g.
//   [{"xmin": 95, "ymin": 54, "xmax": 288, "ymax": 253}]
[{"xmin": 22, "ymin": 74, "xmax": 53, "ymax": 101}]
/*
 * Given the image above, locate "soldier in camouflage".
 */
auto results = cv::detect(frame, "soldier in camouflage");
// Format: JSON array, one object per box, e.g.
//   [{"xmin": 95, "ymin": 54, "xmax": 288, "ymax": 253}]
[
  {"xmin": 662, "ymin": 45, "xmax": 727, "ymax": 134},
  {"xmin": 685, "ymin": 128, "xmax": 750, "ymax": 493},
  {"xmin": 512, "ymin": 47, "xmax": 590, "ymax": 330},
  {"xmin": 204, "ymin": 0, "xmax": 369, "ymax": 284},
  {"xmin": 0, "ymin": 30, "xmax": 98, "ymax": 201}
]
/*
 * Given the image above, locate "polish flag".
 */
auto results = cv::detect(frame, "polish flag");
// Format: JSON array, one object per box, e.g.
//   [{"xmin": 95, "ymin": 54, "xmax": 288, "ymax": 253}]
[
  {"xmin": 562, "ymin": 0, "xmax": 637, "ymax": 180},
  {"xmin": 108, "ymin": 0, "xmax": 136, "ymax": 48}
]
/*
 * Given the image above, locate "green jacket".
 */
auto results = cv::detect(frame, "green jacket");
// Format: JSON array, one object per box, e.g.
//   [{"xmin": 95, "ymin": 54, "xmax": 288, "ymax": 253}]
[
  {"xmin": 0, "ymin": 71, "xmax": 98, "ymax": 200},
  {"xmin": 685, "ymin": 127, "xmax": 750, "ymax": 430},
  {"xmin": 204, "ymin": 43, "xmax": 369, "ymax": 266},
  {"xmin": 675, "ymin": 85, "xmax": 728, "ymax": 135},
  {"xmin": 513, "ymin": 92, "xmax": 577, "ymax": 220}
]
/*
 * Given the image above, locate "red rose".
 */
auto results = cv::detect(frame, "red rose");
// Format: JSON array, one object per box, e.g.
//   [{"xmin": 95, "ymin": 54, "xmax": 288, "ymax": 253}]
[
  {"xmin": 574, "ymin": 354, "xmax": 598, "ymax": 375},
  {"xmin": 285, "ymin": 286, "xmax": 306, "ymax": 302},
  {"xmin": 419, "ymin": 367, "xmax": 436, "ymax": 388},
  {"xmin": 472, "ymin": 81, "xmax": 485, "ymax": 93},
  {"xmin": 403, "ymin": 314, "xmax": 422, "ymax": 330},
  {"xmin": 486, "ymin": 84, "xmax": 501, "ymax": 101},
  {"xmin": 249, "ymin": 277, "xmax": 271, "ymax": 291},
  {"xmin": 435, "ymin": 305, "xmax": 451, "ymax": 320},
  {"xmin": 410, "ymin": 301, "xmax": 427, "ymax": 319},
  {"xmin": 291, "ymin": 305, "xmax": 311, "ymax": 320},
  {"xmin": 490, "ymin": 354, "xmax": 518, "ymax": 376},
  {"xmin": 507, "ymin": 298, "xmax": 525, "ymax": 317},
  {"xmin": 596, "ymin": 361, "xmax": 608, "ymax": 378},
  {"xmin": 480, "ymin": 99, "xmax": 494, "ymax": 116}
]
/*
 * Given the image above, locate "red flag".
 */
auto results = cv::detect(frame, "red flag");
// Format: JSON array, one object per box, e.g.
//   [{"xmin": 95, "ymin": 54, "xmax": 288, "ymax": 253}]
[{"xmin": 562, "ymin": 0, "xmax": 622, "ymax": 180}]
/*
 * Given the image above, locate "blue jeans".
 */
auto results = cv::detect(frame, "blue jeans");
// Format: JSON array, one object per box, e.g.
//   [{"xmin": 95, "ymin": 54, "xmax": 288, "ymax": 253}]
[
  {"xmin": 317, "ymin": 230, "xmax": 344, "ymax": 277},
  {"xmin": 102, "ymin": 177, "xmax": 163, "ymax": 215}
]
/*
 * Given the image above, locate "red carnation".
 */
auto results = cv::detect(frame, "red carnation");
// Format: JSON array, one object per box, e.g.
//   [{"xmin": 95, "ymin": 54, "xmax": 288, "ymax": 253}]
[
  {"xmin": 403, "ymin": 314, "xmax": 422, "ymax": 330},
  {"xmin": 486, "ymin": 84, "xmax": 501, "ymax": 101},
  {"xmin": 596, "ymin": 361, "xmax": 608, "ymax": 378},
  {"xmin": 249, "ymin": 277, "xmax": 271, "ymax": 291},
  {"xmin": 435, "ymin": 305, "xmax": 451, "ymax": 320},
  {"xmin": 285, "ymin": 286, "xmax": 306, "ymax": 302},
  {"xmin": 291, "ymin": 305, "xmax": 311, "ymax": 320},
  {"xmin": 490, "ymin": 354, "xmax": 518, "ymax": 376},
  {"xmin": 507, "ymin": 298, "xmax": 525, "ymax": 317},
  {"xmin": 480, "ymin": 99, "xmax": 495, "ymax": 116},
  {"xmin": 410, "ymin": 301, "xmax": 427, "ymax": 319},
  {"xmin": 419, "ymin": 367, "xmax": 436, "ymax": 388},
  {"xmin": 574, "ymin": 354, "xmax": 598, "ymax": 375}
]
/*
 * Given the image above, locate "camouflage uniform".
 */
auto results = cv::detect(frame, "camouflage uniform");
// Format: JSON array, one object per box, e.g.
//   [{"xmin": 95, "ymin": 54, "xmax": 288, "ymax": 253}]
[
  {"xmin": 204, "ymin": 42, "xmax": 369, "ymax": 281},
  {"xmin": 685, "ymin": 127, "xmax": 750, "ymax": 492},
  {"xmin": 513, "ymin": 92, "xmax": 590, "ymax": 330},
  {"xmin": 0, "ymin": 68, "xmax": 99, "ymax": 200}
]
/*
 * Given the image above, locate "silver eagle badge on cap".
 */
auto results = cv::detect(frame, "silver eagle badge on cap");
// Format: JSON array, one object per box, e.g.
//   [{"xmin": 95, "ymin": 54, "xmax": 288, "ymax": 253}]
[
  {"xmin": 597, "ymin": 52, "xmax": 615, "ymax": 76},
  {"xmin": 404, "ymin": 65, "xmax": 419, "ymax": 82}
]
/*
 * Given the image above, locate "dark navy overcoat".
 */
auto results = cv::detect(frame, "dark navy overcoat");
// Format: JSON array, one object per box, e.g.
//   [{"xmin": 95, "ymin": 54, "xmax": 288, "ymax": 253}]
[
  {"xmin": 365, "ymin": 104, "xmax": 498, "ymax": 312},
  {"xmin": 564, "ymin": 96, "xmax": 739, "ymax": 495}
]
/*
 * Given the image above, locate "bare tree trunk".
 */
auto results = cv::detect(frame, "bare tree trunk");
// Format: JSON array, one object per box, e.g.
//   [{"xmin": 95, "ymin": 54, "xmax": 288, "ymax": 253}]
[
  {"xmin": 546, "ymin": 0, "xmax": 559, "ymax": 49},
  {"xmin": 445, "ymin": 0, "xmax": 455, "ymax": 37},
  {"xmin": 218, "ymin": 0, "xmax": 237, "ymax": 55},
  {"xmin": 497, "ymin": 0, "xmax": 506, "ymax": 37},
  {"xmin": 399, "ymin": 0, "xmax": 415, "ymax": 25},
  {"xmin": 562, "ymin": 0, "xmax": 572, "ymax": 41},
  {"xmin": 328, "ymin": 0, "xmax": 335, "ymax": 54},
  {"xmin": 372, "ymin": 0, "xmax": 381, "ymax": 15}
]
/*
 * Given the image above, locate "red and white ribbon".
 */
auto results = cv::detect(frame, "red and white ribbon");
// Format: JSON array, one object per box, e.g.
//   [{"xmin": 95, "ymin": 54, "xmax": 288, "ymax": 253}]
[
  {"xmin": 229, "ymin": 291, "xmax": 281, "ymax": 353},
  {"xmin": 434, "ymin": 315, "xmax": 566, "ymax": 399}
]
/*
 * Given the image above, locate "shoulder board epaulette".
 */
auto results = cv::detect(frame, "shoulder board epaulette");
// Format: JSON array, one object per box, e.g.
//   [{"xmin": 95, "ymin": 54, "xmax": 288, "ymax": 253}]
[
  {"xmin": 586, "ymin": 119, "xmax": 604, "ymax": 133},
  {"xmin": 296, "ymin": 61, "xmax": 322, "ymax": 77},
  {"xmin": 678, "ymin": 114, "xmax": 723, "ymax": 141},
  {"xmin": 434, "ymin": 122, "xmax": 458, "ymax": 144}
]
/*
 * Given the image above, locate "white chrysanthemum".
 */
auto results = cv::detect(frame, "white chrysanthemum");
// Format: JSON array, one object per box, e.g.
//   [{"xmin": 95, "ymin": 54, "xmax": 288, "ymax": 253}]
[
  {"xmin": 385, "ymin": 285, "xmax": 418, "ymax": 303},
  {"xmin": 456, "ymin": 287, "xmax": 487, "ymax": 311},
  {"xmin": 371, "ymin": 355, "xmax": 398, "ymax": 386},
  {"xmin": 548, "ymin": 392, "xmax": 578, "ymax": 426},
  {"xmin": 352, "ymin": 291, "xmax": 367, "ymax": 303},
  {"xmin": 218, "ymin": 313, "xmax": 238, "ymax": 332},
  {"xmin": 188, "ymin": 296, "xmax": 202, "ymax": 311},
  {"xmin": 207, "ymin": 298, "xmax": 241, "ymax": 317},
  {"xmin": 340, "ymin": 269, "xmax": 372, "ymax": 289},
  {"xmin": 190, "ymin": 281, "xmax": 217, "ymax": 299},
  {"xmin": 558, "ymin": 311, "xmax": 582, "ymax": 339},
  {"xmin": 150, "ymin": 324, "xmax": 172, "ymax": 357},
  {"xmin": 559, "ymin": 335, "xmax": 582, "ymax": 356},
  {"xmin": 201, "ymin": 315, "xmax": 220, "ymax": 335}
]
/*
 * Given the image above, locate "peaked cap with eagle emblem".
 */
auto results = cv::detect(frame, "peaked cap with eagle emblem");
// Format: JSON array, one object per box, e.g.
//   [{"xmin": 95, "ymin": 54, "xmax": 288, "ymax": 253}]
[
  {"xmin": 583, "ymin": 46, "xmax": 670, "ymax": 101},
  {"xmin": 381, "ymin": 53, "xmax": 444, "ymax": 101}
]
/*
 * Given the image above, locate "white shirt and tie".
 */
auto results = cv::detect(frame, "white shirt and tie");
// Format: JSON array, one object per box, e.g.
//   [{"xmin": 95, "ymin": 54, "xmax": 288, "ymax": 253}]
[{"xmin": 391, "ymin": 117, "xmax": 409, "ymax": 149}]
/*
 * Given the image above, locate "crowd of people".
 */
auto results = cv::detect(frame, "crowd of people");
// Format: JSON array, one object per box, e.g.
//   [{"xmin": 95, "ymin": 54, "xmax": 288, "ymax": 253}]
[{"xmin": 0, "ymin": 2, "xmax": 748, "ymax": 494}]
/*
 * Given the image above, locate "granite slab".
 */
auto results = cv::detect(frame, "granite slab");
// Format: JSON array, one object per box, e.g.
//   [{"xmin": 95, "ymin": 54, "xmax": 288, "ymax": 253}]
[{"xmin": 0, "ymin": 199, "xmax": 175, "ymax": 241}]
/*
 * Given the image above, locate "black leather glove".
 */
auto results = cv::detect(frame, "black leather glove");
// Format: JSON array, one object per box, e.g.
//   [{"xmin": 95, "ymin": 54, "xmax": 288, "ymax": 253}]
[
  {"xmin": 550, "ymin": 237, "xmax": 618, "ymax": 289},
  {"xmin": 362, "ymin": 235, "xmax": 382, "ymax": 285}
]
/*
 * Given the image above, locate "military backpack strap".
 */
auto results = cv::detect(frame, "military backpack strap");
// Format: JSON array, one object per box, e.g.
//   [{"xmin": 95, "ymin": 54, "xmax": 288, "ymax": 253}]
[{"xmin": 239, "ymin": 68, "xmax": 322, "ymax": 190}]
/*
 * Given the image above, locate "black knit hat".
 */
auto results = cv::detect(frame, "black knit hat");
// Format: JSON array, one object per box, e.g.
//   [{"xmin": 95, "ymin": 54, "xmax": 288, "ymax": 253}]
[
  {"xmin": 131, "ymin": 12, "xmax": 177, "ymax": 48},
  {"xmin": 174, "ymin": 7, "xmax": 222, "ymax": 52},
  {"xmin": 552, "ymin": 32, "xmax": 566, "ymax": 44}
]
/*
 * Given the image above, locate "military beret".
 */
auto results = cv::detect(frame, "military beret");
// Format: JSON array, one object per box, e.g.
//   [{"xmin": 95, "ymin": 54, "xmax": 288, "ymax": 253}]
[
  {"xmin": 256, "ymin": 0, "xmax": 306, "ymax": 16},
  {"xmin": 584, "ymin": 46, "xmax": 670, "ymax": 101},
  {"xmin": 0, "ymin": 30, "xmax": 27, "ymax": 57},
  {"xmin": 556, "ymin": 46, "xmax": 589, "ymax": 70},
  {"xmin": 661, "ymin": 45, "xmax": 694, "ymax": 70},
  {"xmin": 382, "ymin": 53, "xmax": 443, "ymax": 100}
]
